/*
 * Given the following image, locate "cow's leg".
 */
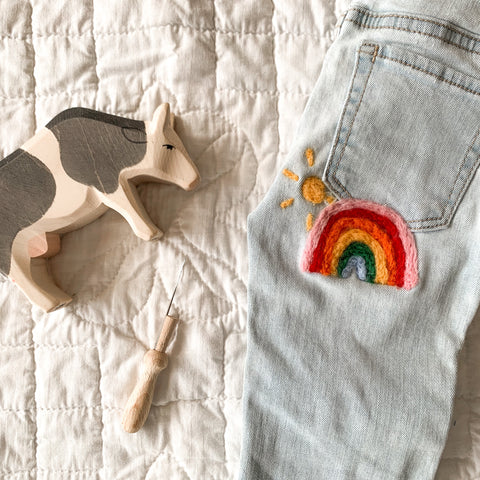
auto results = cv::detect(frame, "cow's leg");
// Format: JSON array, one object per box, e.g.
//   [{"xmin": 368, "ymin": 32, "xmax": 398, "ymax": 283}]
[
  {"xmin": 9, "ymin": 235, "xmax": 72, "ymax": 312},
  {"xmin": 101, "ymin": 182, "xmax": 162, "ymax": 241},
  {"xmin": 28, "ymin": 232, "xmax": 61, "ymax": 258}
]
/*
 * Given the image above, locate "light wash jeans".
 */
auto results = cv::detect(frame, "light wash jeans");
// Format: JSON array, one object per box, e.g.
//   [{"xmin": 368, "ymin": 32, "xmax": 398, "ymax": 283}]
[{"xmin": 239, "ymin": 1, "xmax": 480, "ymax": 478}]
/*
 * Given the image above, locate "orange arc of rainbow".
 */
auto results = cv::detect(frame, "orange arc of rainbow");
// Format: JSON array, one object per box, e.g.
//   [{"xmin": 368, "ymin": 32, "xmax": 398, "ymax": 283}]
[{"xmin": 320, "ymin": 217, "xmax": 398, "ymax": 286}]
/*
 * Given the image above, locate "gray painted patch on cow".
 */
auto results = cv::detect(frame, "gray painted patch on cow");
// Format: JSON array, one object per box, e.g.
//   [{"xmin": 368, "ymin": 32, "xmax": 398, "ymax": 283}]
[
  {"xmin": 46, "ymin": 107, "xmax": 146, "ymax": 131},
  {"xmin": 47, "ymin": 108, "xmax": 147, "ymax": 193},
  {"xmin": 0, "ymin": 149, "xmax": 56, "ymax": 275}
]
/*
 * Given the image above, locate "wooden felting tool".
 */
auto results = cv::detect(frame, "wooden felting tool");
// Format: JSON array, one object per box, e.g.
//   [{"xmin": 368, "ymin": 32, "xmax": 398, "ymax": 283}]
[
  {"xmin": 122, "ymin": 260, "xmax": 185, "ymax": 433},
  {"xmin": 0, "ymin": 104, "xmax": 199, "ymax": 312}
]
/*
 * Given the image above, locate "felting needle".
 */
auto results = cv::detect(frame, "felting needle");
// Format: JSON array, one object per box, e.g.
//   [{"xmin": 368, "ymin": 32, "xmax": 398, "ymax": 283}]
[{"xmin": 121, "ymin": 260, "xmax": 186, "ymax": 433}]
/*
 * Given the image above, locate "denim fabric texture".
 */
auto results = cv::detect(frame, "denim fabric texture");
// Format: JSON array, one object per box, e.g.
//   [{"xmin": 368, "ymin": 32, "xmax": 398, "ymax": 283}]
[{"xmin": 239, "ymin": 1, "xmax": 480, "ymax": 479}]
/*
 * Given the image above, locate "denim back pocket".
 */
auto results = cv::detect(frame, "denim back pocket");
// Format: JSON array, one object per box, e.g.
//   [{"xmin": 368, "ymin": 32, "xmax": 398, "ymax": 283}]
[{"xmin": 323, "ymin": 42, "xmax": 480, "ymax": 232}]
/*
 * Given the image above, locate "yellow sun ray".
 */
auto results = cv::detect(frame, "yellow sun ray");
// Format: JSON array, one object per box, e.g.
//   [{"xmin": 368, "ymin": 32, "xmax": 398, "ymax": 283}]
[
  {"xmin": 306, "ymin": 213, "xmax": 314, "ymax": 231},
  {"xmin": 280, "ymin": 198, "xmax": 294, "ymax": 208},
  {"xmin": 305, "ymin": 148, "xmax": 315, "ymax": 167},
  {"xmin": 283, "ymin": 169, "xmax": 299, "ymax": 181}
]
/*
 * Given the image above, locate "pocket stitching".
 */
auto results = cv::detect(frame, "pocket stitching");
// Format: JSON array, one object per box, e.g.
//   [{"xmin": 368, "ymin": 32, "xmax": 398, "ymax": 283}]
[
  {"xmin": 344, "ymin": 7, "xmax": 480, "ymax": 54},
  {"xmin": 328, "ymin": 44, "xmax": 379, "ymax": 198},
  {"xmin": 345, "ymin": 20, "xmax": 480, "ymax": 57},
  {"xmin": 375, "ymin": 53, "xmax": 480, "ymax": 97},
  {"xmin": 345, "ymin": 8, "xmax": 480, "ymax": 57},
  {"xmin": 408, "ymin": 126, "xmax": 480, "ymax": 228},
  {"xmin": 348, "ymin": 7, "xmax": 480, "ymax": 44}
]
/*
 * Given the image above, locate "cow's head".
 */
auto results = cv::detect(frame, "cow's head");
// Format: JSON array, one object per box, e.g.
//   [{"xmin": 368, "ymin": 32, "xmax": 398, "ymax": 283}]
[{"xmin": 145, "ymin": 103, "xmax": 200, "ymax": 190}]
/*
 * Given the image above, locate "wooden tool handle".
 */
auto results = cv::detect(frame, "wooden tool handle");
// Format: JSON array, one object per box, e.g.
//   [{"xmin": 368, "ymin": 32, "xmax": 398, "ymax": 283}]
[
  {"xmin": 155, "ymin": 315, "xmax": 178, "ymax": 352},
  {"xmin": 121, "ymin": 316, "xmax": 179, "ymax": 433},
  {"xmin": 121, "ymin": 349, "xmax": 168, "ymax": 433}
]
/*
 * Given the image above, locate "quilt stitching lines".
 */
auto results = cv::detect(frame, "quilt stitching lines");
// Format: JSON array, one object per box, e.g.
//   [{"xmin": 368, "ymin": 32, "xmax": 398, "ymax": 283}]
[
  {"xmin": 0, "ymin": 405, "xmax": 102, "ymax": 413},
  {"xmin": 180, "ymin": 230, "xmax": 247, "ymax": 292},
  {"xmin": 270, "ymin": 2, "xmax": 281, "ymax": 221},
  {"xmin": 30, "ymin": 305, "xmax": 39, "ymax": 480},
  {"xmin": 68, "ymin": 308, "xmax": 143, "ymax": 347},
  {"xmin": 4, "ymin": 26, "xmax": 327, "ymax": 43},
  {"xmin": 214, "ymin": 136, "xmax": 258, "ymax": 215},
  {"xmin": 65, "ymin": 239, "xmax": 145, "ymax": 304},
  {"xmin": 2, "ymin": 468, "xmax": 98, "ymax": 476},
  {"xmin": 96, "ymin": 336, "xmax": 106, "ymax": 480},
  {"xmin": 0, "ymin": 85, "xmax": 311, "ymax": 100},
  {"xmin": 217, "ymin": 86, "xmax": 311, "ymax": 97},
  {"xmin": 90, "ymin": 0, "xmax": 100, "ymax": 110},
  {"xmin": 28, "ymin": 0, "xmax": 37, "ymax": 134},
  {"xmin": 216, "ymin": 216, "xmax": 248, "ymax": 233},
  {"xmin": 220, "ymin": 322, "xmax": 229, "ymax": 478},
  {"xmin": 145, "ymin": 450, "xmax": 193, "ymax": 480},
  {"xmin": 212, "ymin": 0, "xmax": 218, "ymax": 93},
  {"xmin": 127, "ymin": 266, "xmax": 163, "ymax": 342},
  {"xmin": 92, "ymin": 24, "xmax": 326, "ymax": 43},
  {"xmin": 162, "ymin": 240, "xmax": 233, "ymax": 310},
  {"xmin": 148, "ymin": 395, "xmax": 243, "ymax": 409}
]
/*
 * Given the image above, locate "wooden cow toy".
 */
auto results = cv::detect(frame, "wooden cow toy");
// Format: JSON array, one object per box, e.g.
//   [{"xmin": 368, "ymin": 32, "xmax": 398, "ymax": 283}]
[{"xmin": 0, "ymin": 104, "xmax": 200, "ymax": 312}]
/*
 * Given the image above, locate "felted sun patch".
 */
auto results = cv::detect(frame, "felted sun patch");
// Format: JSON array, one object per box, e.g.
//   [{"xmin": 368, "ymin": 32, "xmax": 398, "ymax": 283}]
[
  {"xmin": 280, "ymin": 148, "xmax": 336, "ymax": 231},
  {"xmin": 301, "ymin": 199, "xmax": 418, "ymax": 290}
]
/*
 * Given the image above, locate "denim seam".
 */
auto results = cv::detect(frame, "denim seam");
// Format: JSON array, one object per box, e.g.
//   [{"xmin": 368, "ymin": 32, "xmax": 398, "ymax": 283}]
[
  {"xmin": 375, "ymin": 53, "xmax": 480, "ymax": 96},
  {"xmin": 328, "ymin": 44, "xmax": 378, "ymax": 198},
  {"xmin": 326, "ymin": 45, "xmax": 363, "ymax": 174},
  {"xmin": 422, "ymin": 127, "xmax": 480, "ymax": 221},
  {"xmin": 327, "ymin": 43, "xmax": 480, "ymax": 231},
  {"xmin": 345, "ymin": 18, "xmax": 480, "ymax": 56},
  {"xmin": 348, "ymin": 7, "xmax": 480, "ymax": 43}
]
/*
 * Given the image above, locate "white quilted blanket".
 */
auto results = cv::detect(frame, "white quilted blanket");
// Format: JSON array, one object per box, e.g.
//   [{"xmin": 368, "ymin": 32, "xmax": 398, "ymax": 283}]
[{"xmin": 0, "ymin": 1, "xmax": 478, "ymax": 479}]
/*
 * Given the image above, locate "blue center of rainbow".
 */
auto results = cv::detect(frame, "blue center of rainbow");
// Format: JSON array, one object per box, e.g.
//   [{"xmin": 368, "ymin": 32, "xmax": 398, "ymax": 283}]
[{"xmin": 337, "ymin": 241, "xmax": 376, "ymax": 283}]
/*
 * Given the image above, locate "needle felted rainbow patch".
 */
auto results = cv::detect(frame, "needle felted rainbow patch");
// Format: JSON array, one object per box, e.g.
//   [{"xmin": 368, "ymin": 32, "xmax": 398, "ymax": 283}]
[{"xmin": 301, "ymin": 199, "xmax": 418, "ymax": 290}]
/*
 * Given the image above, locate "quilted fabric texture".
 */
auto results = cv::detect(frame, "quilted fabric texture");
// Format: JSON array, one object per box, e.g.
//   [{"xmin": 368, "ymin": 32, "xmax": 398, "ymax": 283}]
[{"xmin": 0, "ymin": 1, "xmax": 478, "ymax": 478}]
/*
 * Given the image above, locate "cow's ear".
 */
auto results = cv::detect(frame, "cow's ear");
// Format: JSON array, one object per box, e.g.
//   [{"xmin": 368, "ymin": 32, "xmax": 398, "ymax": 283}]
[{"xmin": 151, "ymin": 103, "xmax": 170, "ymax": 132}]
